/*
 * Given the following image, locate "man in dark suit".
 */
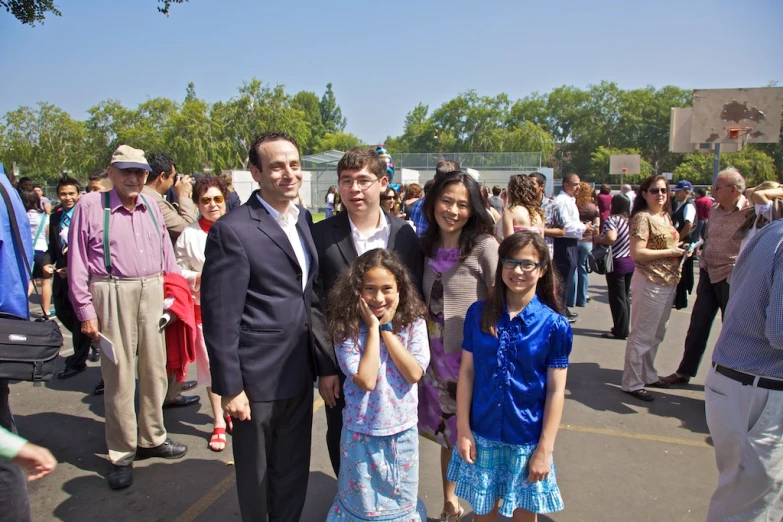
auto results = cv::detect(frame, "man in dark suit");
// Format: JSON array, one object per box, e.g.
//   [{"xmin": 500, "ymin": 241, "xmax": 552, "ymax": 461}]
[
  {"xmin": 200, "ymin": 132, "xmax": 332, "ymax": 522},
  {"xmin": 43, "ymin": 178, "xmax": 96, "ymax": 379},
  {"xmin": 311, "ymin": 147, "xmax": 423, "ymax": 476}
]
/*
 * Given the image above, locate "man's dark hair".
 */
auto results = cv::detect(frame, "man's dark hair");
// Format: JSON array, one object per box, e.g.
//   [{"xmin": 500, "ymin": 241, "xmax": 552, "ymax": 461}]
[
  {"xmin": 423, "ymin": 180, "xmax": 435, "ymax": 195},
  {"xmin": 528, "ymin": 172, "xmax": 546, "ymax": 188},
  {"xmin": 435, "ymin": 160, "xmax": 460, "ymax": 177},
  {"xmin": 695, "ymin": 187, "xmax": 707, "ymax": 197},
  {"xmin": 56, "ymin": 177, "xmax": 81, "ymax": 193},
  {"xmin": 337, "ymin": 148, "xmax": 386, "ymax": 179},
  {"xmin": 562, "ymin": 173, "xmax": 580, "ymax": 186},
  {"xmin": 89, "ymin": 169, "xmax": 108, "ymax": 182},
  {"xmin": 146, "ymin": 153, "xmax": 177, "ymax": 183},
  {"xmin": 492, "ymin": 185, "xmax": 501, "ymax": 196},
  {"xmin": 248, "ymin": 132, "xmax": 299, "ymax": 171},
  {"xmin": 18, "ymin": 176, "xmax": 31, "ymax": 184}
]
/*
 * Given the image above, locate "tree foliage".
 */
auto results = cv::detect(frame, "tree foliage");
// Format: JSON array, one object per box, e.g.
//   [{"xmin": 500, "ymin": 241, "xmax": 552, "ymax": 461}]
[
  {"xmin": 2, "ymin": 0, "xmax": 188, "ymax": 25},
  {"xmin": 319, "ymin": 83, "xmax": 346, "ymax": 134}
]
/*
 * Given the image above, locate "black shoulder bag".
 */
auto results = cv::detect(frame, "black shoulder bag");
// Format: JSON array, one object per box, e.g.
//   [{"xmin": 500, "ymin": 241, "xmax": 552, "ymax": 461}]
[{"xmin": 0, "ymin": 183, "xmax": 63, "ymax": 385}]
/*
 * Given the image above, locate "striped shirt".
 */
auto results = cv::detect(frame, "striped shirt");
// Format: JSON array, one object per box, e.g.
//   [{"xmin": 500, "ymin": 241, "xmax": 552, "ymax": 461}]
[
  {"xmin": 712, "ymin": 219, "xmax": 783, "ymax": 378},
  {"xmin": 602, "ymin": 215, "xmax": 631, "ymax": 258}
]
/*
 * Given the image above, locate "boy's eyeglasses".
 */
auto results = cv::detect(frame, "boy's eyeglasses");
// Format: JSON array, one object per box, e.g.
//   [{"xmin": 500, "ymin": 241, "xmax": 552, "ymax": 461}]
[
  {"xmin": 339, "ymin": 178, "xmax": 379, "ymax": 190},
  {"xmin": 501, "ymin": 258, "xmax": 541, "ymax": 272},
  {"xmin": 647, "ymin": 188, "xmax": 667, "ymax": 195},
  {"xmin": 200, "ymin": 195, "xmax": 225, "ymax": 205}
]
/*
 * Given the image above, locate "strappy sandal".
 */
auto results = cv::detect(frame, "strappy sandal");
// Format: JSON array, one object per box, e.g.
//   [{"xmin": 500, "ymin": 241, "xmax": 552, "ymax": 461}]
[
  {"xmin": 439, "ymin": 506, "xmax": 464, "ymax": 522},
  {"xmin": 225, "ymin": 415, "xmax": 233, "ymax": 435},
  {"xmin": 209, "ymin": 427, "xmax": 227, "ymax": 452},
  {"xmin": 624, "ymin": 389, "xmax": 654, "ymax": 402}
]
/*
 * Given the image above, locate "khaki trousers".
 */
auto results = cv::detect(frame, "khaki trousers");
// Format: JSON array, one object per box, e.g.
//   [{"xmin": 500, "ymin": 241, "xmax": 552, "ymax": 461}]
[
  {"xmin": 91, "ymin": 274, "xmax": 168, "ymax": 466},
  {"xmin": 706, "ymin": 366, "xmax": 783, "ymax": 522},
  {"xmin": 621, "ymin": 273, "xmax": 676, "ymax": 392}
]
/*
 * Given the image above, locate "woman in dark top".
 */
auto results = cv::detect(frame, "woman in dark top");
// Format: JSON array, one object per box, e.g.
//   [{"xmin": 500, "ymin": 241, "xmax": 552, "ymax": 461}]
[{"xmin": 595, "ymin": 194, "xmax": 636, "ymax": 339}]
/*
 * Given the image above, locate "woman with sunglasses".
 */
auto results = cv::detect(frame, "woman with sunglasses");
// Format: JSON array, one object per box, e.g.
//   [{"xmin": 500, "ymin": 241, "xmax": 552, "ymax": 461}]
[
  {"xmin": 174, "ymin": 176, "xmax": 231, "ymax": 450},
  {"xmin": 621, "ymin": 175, "xmax": 686, "ymax": 402},
  {"xmin": 381, "ymin": 186, "xmax": 400, "ymax": 216}
]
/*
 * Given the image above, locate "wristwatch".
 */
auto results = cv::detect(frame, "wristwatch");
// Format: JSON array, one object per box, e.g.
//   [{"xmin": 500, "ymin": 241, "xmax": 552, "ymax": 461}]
[{"xmin": 379, "ymin": 322, "xmax": 394, "ymax": 332}]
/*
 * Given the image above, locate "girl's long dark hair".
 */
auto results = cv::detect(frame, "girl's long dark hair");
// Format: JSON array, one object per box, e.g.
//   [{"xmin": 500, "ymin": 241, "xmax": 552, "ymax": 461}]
[
  {"xmin": 480, "ymin": 231, "xmax": 563, "ymax": 336},
  {"xmin": 421, "ymin": 171, "xmax": 494, "ymax": 260},
  {"xmin": 631, "ymin": 175, "xmax": 671, "ymax": 217},
  {"xmin": 325, "ymin": 249, "xmax": 427, "ymax": 343}
]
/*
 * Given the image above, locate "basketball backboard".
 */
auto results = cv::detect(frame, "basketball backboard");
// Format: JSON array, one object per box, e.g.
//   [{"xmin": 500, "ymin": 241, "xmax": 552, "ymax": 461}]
[
  {"xmin": 670, "ymin": 107, "xmax": 741, "ymax": 153},
  {"xmin": 609, "ymin": 155, "xmax": 640, "ymax": 175},
  {"xmin": 691, "ymin": 87, "xmax": 783, "ymax": 144}
]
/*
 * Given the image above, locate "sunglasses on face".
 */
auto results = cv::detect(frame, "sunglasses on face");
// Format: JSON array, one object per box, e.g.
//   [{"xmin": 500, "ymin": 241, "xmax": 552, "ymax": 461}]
[
  {"xmin": 381, "ymin": 196, "xmax": 395, "ymax": 201},
  {"xmin": 501, "ymin": 258, "xmax": 541, "ymax": 272},
  {"xmin": 647, "ymin": 188, "xmax": 667, "ymax": 195},
  {"xmin": 199, "ymin": 195, "xmax": 225, "ymax": 205}
]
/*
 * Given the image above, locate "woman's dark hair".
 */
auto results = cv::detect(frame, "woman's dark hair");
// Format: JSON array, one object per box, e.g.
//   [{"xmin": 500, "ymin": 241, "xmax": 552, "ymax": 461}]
[
  {"xmin": 600, "ymin": 184, "xmax": 612, "ymax": 195},
  {"xmin": 325, "ymin": 249, "xmax": 427, "ymax": 343},
  {"xmin": 325, "ymin": 185, "xmax": 337, "ymax": 202},
  {"xmin": 384, "ymin": 186, "xmax": 397, "ymax": 199},
  {"xmin": 192, "ymin": 176, "xmax": 228, "ymax": 204},
  {"xmin": 631, "ymin": 175, "xmax": 672, "ymax": 216},
  {"xmin": 21, "ymin": 190, "xmax": 41, "ymax": 213},
  {"xmin": 421, "ymin": 171, "xmax": 494, "ymax": 260},
  {"xmin": 695, "ymin": 187, "xmax": 707, "ymax": 198},
  {"xmin": 610, "ymin": 193, "xmax": 631, "ymax": 219},
  {"xmin": 481, "ymin": 231, "xmax": 563, "ymax": 336}
]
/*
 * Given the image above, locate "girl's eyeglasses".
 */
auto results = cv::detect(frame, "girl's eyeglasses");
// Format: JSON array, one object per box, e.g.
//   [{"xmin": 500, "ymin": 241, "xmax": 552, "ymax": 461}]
[
  {"xmin": 501, "ymin": 258, "xmax": 541, "ymax": 272},
  {"xmin": 200, "ymin": 195, "xmax": 225, "ymax": 205},
  {"xmin": 647, "ymin": 188, "xmax": 667, "ymax": 195}
]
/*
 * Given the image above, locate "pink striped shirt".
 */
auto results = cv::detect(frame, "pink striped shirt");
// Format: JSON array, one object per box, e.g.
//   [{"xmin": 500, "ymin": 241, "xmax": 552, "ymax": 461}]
[{"xmin": 67, "ymin": 189, "xmax": 178, "ymax": 321}]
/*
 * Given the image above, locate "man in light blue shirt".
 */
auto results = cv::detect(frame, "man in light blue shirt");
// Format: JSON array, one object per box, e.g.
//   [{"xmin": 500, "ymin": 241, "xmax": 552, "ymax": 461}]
[{"xmin": 704, "ymin": 218, "xmax": 783, "ymax": 522}]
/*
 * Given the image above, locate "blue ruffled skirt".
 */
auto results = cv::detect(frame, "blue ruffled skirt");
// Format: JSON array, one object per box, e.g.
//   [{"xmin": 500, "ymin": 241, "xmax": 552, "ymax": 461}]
[{"xmin": 446, "ymin": 433, "xmax": 564, "ymax": 517}]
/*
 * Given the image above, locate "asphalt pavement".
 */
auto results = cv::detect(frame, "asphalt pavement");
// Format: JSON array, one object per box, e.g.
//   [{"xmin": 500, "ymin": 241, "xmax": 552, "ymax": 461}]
[{"xmin": 14, "ymin": 269, "xmax": 719, "ymax": 521}]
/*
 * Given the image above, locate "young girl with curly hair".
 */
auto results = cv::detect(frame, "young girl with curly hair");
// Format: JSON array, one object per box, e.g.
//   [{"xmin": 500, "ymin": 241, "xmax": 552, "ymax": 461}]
[
  {"xmin": 325, "ymin": 249, "xmax": 430, "ymax": 521},
  {"xmin": 498, "ymin": 175, "xmax": 546, "ymax": 239},
  {"xmin": 449, "ymin": 231, "xmax": 572, "ymax": 521}
]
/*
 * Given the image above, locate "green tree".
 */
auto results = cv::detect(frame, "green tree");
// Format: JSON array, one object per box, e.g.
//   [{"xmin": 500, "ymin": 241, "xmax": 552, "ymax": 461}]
[
  {"xmin": 292, "ymin": 91, "xmax": 325, "ymax": 153},
  {"xmin": 312, "ymin": 132, "xmax": 362, "ymax": 152},
  {"xmin": 319, "ymin": 83, "xmax": 346, "ymax": 134},
  {"xmin": 589, "ymin": 146, "xmax": 653, "ymax": 185},
  {"xmin": 3, "ymin": 0, "xmax": 188, "ymax": 25}
]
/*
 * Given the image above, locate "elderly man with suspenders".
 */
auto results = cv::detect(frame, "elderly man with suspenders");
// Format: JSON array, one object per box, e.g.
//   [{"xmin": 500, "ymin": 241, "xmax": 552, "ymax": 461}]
[{"xmin": 68, "ymin": 145, "xmax": 187, "ymax": 490}]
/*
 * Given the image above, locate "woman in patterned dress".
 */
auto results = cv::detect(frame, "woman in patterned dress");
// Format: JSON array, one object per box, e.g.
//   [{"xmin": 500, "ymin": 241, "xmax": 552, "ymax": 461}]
[{"xmin": 418, "ymin": 171, "xmax": 499, "ymax": 522}]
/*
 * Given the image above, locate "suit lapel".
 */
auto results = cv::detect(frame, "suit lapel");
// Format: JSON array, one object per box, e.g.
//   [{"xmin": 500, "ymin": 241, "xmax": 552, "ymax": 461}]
[
  {"xmin": 386, "ymin": 210, "xmax": 401, "ymax": 251},
  {"xmin": 331, "ymin": 212, "xmax": 358, "ymax": 265},
  {"xmin": 247, "ymin": 194, "xmax": 300, "ymax": 269},
  {"xmin": 296, "ymin": 208, "xmax": 317, "ymax": 269}
]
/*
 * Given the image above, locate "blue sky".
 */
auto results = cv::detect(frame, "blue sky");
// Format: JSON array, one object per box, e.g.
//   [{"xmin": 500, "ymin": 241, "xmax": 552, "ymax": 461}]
[{"xmin": 0, "ymin": 0, "xmax": 781, "ymax": 144}]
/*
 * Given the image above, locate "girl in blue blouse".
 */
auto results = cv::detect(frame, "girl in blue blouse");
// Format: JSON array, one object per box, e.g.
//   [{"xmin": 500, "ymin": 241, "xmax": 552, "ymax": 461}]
[
  {"xmin": 448, "ymin": 231, "xmax": 573, "ymax": 521},
  {"xmin": 324, "ymin": 249, "xmax": 431, "ymax": 521}
]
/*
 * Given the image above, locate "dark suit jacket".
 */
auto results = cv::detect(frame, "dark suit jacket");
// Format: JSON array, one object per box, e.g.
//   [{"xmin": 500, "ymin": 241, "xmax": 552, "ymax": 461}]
[
  {"xmin": 310, "ymin": 210, "xmax": 423, "ymax": 375},
  {"xmin": 200, "ymin": 191, "xmax": 331, "ymax": 402},
  {"xmin": 47, "ymin": 207, "xmax": 69, "ymax": 301}
]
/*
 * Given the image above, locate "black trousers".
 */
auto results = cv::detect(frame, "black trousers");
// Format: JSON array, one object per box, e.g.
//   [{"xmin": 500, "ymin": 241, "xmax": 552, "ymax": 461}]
[
  {"xmin": 53, "ymin": 278, "xmax": 92, "ymax": 370},
  {"xmin": 0, "ymin": 380, "xmax": 31, "ymax": 522},
  {"xmin": 553, "ymin": 238, "xmax": 578, "ymax": 307},
  {"xmin": 324, "ymin": 370, "xmax": 347, "ymax": 476},
  {"xmin": 232, "ymin": 386, "xmax": 313, "ymax": 522},
  {"xmin": 605, "ymin": 271, "xmax": 633, "ymax": 338},
  {"xmin": 676, "ymin": 269, "xmax": 731, "ymax": 377}
]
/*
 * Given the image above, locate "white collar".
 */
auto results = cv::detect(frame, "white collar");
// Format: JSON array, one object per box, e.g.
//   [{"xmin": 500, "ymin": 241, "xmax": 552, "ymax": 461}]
[
  {"xmin": 257, "ymin": 194, "xmax": 300, "ymax": 225},
  {"xmin": 348, "ymin": 210, "xmax": 389, "ymax": 239}
]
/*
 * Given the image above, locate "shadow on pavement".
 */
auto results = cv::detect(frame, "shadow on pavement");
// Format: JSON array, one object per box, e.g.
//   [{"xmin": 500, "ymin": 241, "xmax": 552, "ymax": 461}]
[
  {"xmin": 52, "ymin": 458, "xmax": 232, "ymax": 522},
  {"xmin": 566, "ymin": 362, "xmax": 709, "ymax": 435}
]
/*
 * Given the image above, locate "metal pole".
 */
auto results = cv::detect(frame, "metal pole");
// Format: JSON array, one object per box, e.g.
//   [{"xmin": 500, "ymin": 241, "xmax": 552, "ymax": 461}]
[{"xmin": 712, "ymin": 143, "xmax": 721, "ymax": 185}]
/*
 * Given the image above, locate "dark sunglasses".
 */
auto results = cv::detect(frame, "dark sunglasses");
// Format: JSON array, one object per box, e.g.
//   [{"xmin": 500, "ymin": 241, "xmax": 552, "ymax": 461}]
[
  {"xmin": 381, "ymin": 196, "xmax": 395, "ymax": 201},
  {"xmin": 199, "ymin": 195, "xmax": 225, "ymax": 205},
  {"xmin": 647, "ymin": 188, "xmax": 667, "ymax": 195}
]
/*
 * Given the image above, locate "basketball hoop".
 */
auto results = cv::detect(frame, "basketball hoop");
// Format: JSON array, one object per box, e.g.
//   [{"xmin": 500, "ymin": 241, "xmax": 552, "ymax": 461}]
[
  {"xmin": 727, "ymin": 126, "xmax": 753, "ymax": 150},
  {"xmin": 622, "ymin": 167, "xmax": 628, "ymax": 174}
]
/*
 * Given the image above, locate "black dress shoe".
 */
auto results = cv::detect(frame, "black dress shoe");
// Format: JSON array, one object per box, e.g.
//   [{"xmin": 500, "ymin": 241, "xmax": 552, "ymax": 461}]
[
  {"xmin": 88, "ymin": 347, "xmax": 100, "ymax": 362},
  {"xmin": 136, "ymin": 438, "xmax": 188, "ymax": 460},
  {"xmin": 163, "ymin": 395, "xmax": 200, "ymax": 409},
  {"xmin": 93, "ymin": 381, "xmax": 105, "ymax": 396},
  {"xmin": 108, "ymin": 464, "xmax": 133, "ymax": 490},
  {"xmin": 181, "ymin": 380, "xmax": 197, "ymax": 391},
  {"xmin": 566, "ymin": 310, "xmax": 579, "ymax": 319},
  {"xmin": 57, "ymin": 366, "xmax": 86, "ymax": 379}
]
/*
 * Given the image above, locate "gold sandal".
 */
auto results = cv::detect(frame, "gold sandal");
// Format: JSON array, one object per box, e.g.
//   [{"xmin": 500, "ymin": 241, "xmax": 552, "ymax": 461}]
[{"xmin": 439, "ymin": 506, "xmax": 464, "ymax": 522}]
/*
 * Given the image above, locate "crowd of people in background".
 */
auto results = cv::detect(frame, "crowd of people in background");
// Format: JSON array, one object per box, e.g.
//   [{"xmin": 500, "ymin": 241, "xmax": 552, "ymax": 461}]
[{"xmin": 0, "ymin": 137, "xmax": 782, "ymax": 522}]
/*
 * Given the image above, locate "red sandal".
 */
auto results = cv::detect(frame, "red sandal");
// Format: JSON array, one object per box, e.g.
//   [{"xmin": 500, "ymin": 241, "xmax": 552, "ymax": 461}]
[
  {"xmin": 225, "ymin": 415, "xmax": 233, "ymax": 435},
  {"xmin": 209, "ymin": 427, "xmax": 227, "ymax": 452}
]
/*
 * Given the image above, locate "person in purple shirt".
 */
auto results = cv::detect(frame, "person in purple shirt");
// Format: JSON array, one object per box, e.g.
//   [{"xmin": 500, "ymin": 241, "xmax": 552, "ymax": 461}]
[{"xmin": 67, "ymin": 145, "xmax": 186, "ymax": 490}]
